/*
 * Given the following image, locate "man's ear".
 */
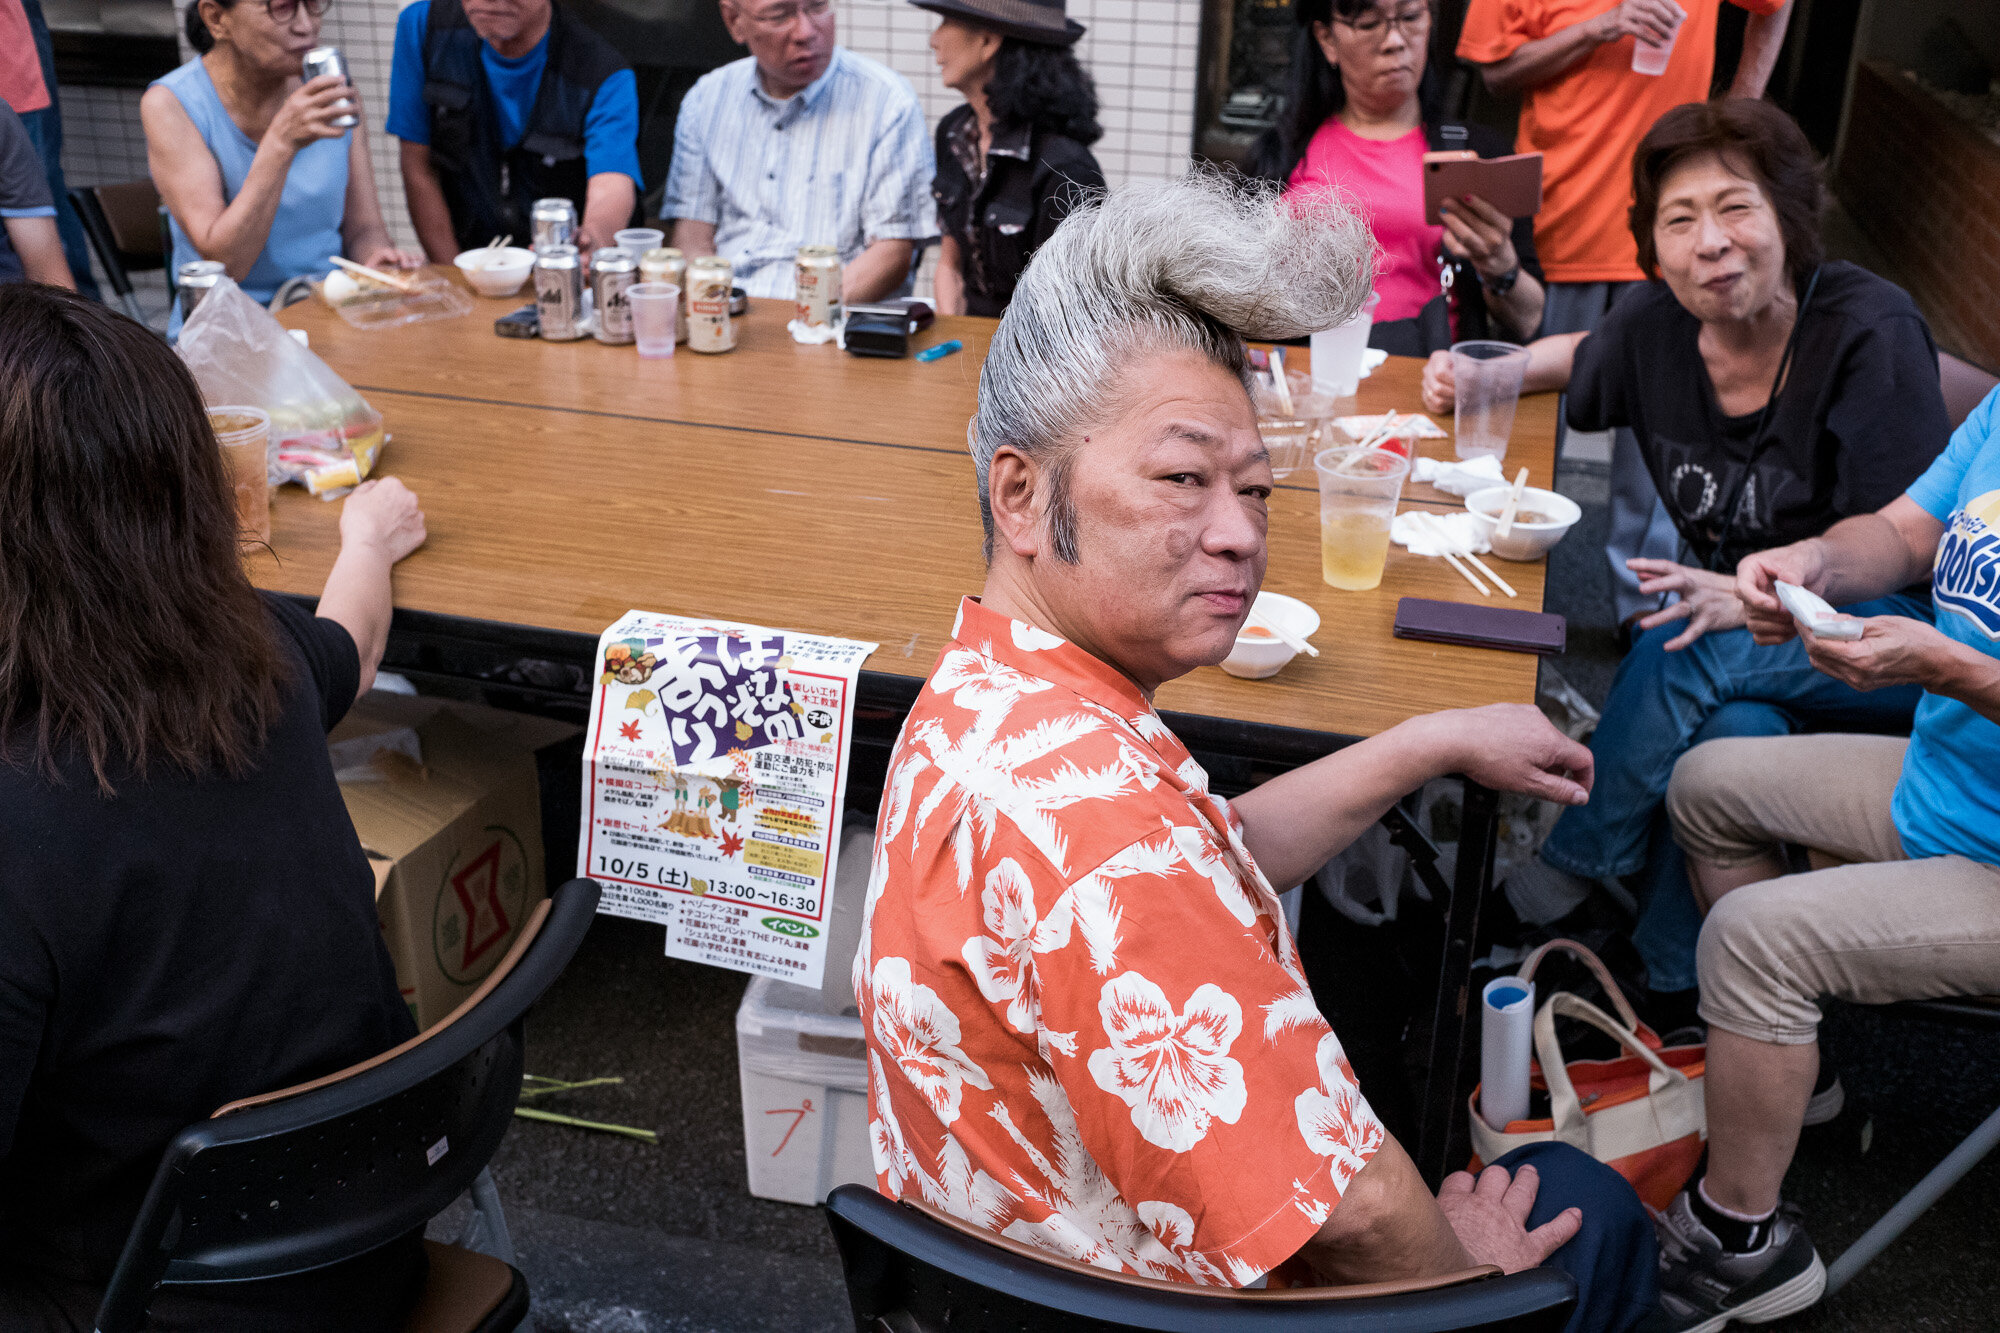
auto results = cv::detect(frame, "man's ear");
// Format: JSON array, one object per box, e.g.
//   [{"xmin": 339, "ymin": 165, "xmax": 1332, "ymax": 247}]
[
  {"xmin": 717, "ymin": 0, "xmax": 747, "ymax": 44},
  {"xmin": 987, "ymin": 447, "xmax": 1045, "ymax": 560}
]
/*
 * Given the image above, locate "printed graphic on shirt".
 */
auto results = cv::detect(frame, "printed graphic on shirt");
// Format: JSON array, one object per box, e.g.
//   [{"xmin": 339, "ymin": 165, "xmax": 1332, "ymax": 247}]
[
  {"xmin": 1648, "ymin": 429, "xmax": 1809, "ymax": 559},
  {"xmin": 1932, "ymin": 491, "xmax": 2000, "ymax": 640}
]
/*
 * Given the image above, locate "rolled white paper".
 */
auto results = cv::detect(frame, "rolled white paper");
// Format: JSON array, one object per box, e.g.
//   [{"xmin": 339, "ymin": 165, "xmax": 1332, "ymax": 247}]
[{"xmin": 1480, "ymin": 976, "xmax": 1537, "ymax": 1131}]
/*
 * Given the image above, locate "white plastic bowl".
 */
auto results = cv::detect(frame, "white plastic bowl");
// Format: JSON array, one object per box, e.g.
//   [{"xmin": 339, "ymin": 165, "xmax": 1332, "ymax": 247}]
[
  {"xmin": 1465, "ymin": 485, "xmax": 1582, "ymax": 562},
  {"xmin": 1220, "ymin": 591, "xmax": 1321, "ymax": 679},
  {"xmin": 453, "ymin": 245, "xmax": 536, "ymax": 297}
]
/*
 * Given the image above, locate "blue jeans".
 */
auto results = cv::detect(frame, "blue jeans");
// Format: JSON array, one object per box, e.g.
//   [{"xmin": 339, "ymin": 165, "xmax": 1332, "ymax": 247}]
[
  {"xmin": 1540, "ymin": 595, "xmax": 1929, "ymax": 992},
  {"xmin": 1493, "ymin": 1142, "xmax": 1658, "ymax": 1333}
]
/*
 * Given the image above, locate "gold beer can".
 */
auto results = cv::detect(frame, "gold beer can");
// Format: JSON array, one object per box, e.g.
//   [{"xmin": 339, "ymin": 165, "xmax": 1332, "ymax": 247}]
[
  {"xmin": 686, "ymin": 256, "xmax": 736, "ymax": 354},
  {"xmin": 640, "ymin": 246, "xmax": 688, "ymax": 343},
  {"xmin": 794, "ymin": 244, "xmax": 842, "ymax": 330}
]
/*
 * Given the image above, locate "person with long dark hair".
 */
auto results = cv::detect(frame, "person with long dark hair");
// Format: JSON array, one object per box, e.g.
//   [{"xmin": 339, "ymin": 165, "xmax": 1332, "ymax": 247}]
[
  {"xmin": 913, "ymin": 0, "xmax": 1104, "ymax": 316},
  {"xmin": 1256, "ymin": 0, "xmax": 1542, "ymax": 352},
  {"xmin": 0, "ymin": 286, "xmax": 429, "ymax": 1329}
]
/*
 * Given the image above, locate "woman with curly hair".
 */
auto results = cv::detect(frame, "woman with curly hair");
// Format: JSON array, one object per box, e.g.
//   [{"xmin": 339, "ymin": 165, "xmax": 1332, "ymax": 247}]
[{"xmin": 912, "ymin": 0, "xmax": 1105, "ymax": 316}]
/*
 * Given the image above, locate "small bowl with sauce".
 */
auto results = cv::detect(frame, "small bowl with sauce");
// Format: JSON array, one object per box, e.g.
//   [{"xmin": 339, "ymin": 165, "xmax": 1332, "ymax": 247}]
[
  {"xmin": 1220, "ymin": 591, "xmax": 1322, "ymax": 679},
  {"xmin": 1464, "ymin": 485, "xmax": 1582, "ymax": 562}
]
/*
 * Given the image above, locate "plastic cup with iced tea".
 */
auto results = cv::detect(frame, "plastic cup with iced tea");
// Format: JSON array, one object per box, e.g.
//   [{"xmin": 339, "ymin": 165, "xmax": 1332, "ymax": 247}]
[
  {"xmin": 1315, "ymin": 446, "xmax": 1409, "ymax": 591},
  {"xmin": 630, "ymin": 282, "xmax": 679, "ymax": 358},
  {"xmin": 208, "ymin": 406, "xmax": 271, "ymax": 545}
]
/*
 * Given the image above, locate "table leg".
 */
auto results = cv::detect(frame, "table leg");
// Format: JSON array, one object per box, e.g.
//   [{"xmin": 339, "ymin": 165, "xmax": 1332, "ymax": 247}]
[{"xmin": 1416, "ymin": 776, "xmax": 1499, "ymax": 1187}]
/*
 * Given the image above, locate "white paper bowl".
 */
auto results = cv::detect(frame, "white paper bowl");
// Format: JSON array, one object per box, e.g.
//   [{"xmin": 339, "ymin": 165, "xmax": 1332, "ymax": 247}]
[
  {"xmin": 1220, "ymin": 591, "xmax": 1321, "ymax": 679},
  {"xmin": 1465, "ymin": 486, "xmax": 1582, "ymax": 562},
  {"xmin": 453, "ymin": 246, "xmax": 536, "ymax": 297}
]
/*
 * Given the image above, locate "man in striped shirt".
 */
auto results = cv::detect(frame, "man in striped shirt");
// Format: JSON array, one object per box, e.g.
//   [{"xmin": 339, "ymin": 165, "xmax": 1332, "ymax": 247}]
[{"xmin": 664, "ymin": 0, "xmax": 936, "ymax": 302}]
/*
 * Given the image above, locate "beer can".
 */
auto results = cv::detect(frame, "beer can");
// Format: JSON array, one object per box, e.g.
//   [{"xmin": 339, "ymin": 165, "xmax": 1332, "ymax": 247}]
[
  {"xmin": 301, "ymin": 46, "xmax": 357, "ymax": 128},
  {"xmin": 530, "ymin": 198, "xmax": 577, "ymax": 252},
  {"xmin": 533, "ymin": 244, "xmax": 586, "ymax": 341},
  {"xmin": 639, "ymin": 247, "xmax": 688, "ymax": 342},
  {"xmin": 686, "ymin": 256, "xmax": 736, "ymax": 353},
  {"xmin": 794, "ymin": 244, "xmax": 842, "ymax": 330},
  {"xmin": 177, "ymin": 259, "xmax": 227, "ymax": 325},
  {"xmin": 590, "ymin": 247, "xmax": 637, "ymax": 345}
]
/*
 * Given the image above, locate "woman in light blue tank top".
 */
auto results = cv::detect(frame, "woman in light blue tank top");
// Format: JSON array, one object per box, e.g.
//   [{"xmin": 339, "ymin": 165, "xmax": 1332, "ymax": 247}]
[{"xmin": 145, "ymin": 0, "xmax": 419, "ymax": 335}]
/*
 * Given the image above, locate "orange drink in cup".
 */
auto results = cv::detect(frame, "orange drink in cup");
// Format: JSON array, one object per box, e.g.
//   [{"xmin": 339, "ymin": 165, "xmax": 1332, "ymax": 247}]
[
  {"xmin": 207, "ymin": 406, "xmax": 271, "ymax": 545},
  {"xmin": 1315, "ymin": 446, "xmax": 1409, "ymax": 591}
]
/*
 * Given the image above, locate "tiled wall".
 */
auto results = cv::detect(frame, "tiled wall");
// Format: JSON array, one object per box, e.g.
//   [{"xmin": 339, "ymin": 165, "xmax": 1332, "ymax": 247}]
[{"xmin": 60, "ymin": 0, "xmax": 1201, "ymax": 294}]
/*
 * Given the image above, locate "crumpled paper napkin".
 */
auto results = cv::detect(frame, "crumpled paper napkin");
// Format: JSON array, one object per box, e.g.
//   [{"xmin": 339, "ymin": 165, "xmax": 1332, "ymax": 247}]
[
  {"xmin": 1411, "ymin": 453, "xmax": 1508, "ymax": 497},
  {"xmin": 1391, "ymin": 509, "xmax": 1492, "ymax": 555}
]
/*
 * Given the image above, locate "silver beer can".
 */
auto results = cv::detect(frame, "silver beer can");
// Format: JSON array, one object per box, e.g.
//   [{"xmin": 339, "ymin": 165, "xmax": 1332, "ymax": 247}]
[
  {"xmin": 301, "ymin": 46, "xmax": 357, "ymax": 128},
  {"xmin": 533, "ymin": 245, "xmax": 586, "ymax": 341},
  {"xmin": 795, "ymin": 244, "xmax": 842, "ymax": 330},
  {"xmin": 639, "ymin": 246, "xmax": 688, "ymax": 342},
  {"xmin": 530, "ymin": 198, "xmax": 577, "ymax": 252},
  {"xmin": 686, "ymin": 256, "xmax": 736, "ymax": 353},
  {"xmin": 177, "ymin": 259, "xmax": 227, "ymax": 325},
  {"xmin": 590, "ymin": 247, "xmax": 637, "ymax": 345}
]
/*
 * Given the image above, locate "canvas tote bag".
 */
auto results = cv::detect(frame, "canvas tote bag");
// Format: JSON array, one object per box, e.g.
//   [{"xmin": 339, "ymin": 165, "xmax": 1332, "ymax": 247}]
[{"xmin": 1468, "ymin": 940, "xmax": 1706, "ymax": 1209}]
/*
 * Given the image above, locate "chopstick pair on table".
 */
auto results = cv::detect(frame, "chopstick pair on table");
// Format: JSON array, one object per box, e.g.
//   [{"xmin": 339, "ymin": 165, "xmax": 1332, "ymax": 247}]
[{"xmin": 1411, "ymin": 511, "xmax": 1516, "ymax": 599}]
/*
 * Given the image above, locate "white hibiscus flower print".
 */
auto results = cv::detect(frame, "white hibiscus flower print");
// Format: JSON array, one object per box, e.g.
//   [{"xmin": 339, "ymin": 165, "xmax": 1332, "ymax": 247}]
[
  {"xmin": 1294, "ymin": 1031, "xmax": 1384, "ymax": 1191},
  {"xmin": 870, "ymin": 956, "xmax": 992, "ymax": 1124},
  {"xmin": 1135, "ymin": 1201, "xmax": 1232, "ymax": 1286},
  {"xmin": 930, "ymin": 648, "xmax": 1051, "ymax": 715},
  {"xmin": 961, "ymin": 858, "xmax": 1065, "ymax": 1035},
  {"xmin": 1011, "ymin": 620, "xmax": 1068, "ymax": 652},
  {"xmin": 1087, "ymin": 973, "xmax": 1247, "ymax": 1152}
]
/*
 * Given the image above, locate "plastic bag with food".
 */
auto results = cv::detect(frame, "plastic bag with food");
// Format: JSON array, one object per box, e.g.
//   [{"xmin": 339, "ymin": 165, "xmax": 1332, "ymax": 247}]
[{"xmin": 176, "ymin": 276, "xmax": 385, "ymax": 498}]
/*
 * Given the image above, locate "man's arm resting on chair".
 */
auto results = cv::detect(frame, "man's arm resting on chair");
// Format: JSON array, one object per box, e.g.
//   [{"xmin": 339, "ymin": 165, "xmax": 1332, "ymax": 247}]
[{"xmin": 4, "ymin": 215, "xmax": 75, "ymax": 289}]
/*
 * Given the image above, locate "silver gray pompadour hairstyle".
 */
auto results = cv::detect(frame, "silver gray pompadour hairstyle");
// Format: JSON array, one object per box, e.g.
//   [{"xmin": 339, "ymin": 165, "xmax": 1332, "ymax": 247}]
[{"xmin": 970, "ymin": 168, "xmax": 1375, "ymax": 562}]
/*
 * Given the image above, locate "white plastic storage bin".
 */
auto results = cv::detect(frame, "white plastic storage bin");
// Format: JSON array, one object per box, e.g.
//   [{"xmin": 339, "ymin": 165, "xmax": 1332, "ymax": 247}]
[{"xmin": 737, "ymin": 974, "xmax": 874, "ymax": 1205}]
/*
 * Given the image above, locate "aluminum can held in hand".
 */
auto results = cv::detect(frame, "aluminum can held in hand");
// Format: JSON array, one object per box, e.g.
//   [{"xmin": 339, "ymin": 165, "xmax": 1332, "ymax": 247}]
[
  {"xmin": 686, "ymin": 255, "xmax": 736, "ymax": 353},
  {"xmin": 590, "ymin": 247, "xmax": 637, "ymax": 345},
  {"xmin": 794, "ymin": 244, "xmax": 842, "ymax": 330},
  {"xmin": 301, "ymin": 46, "xmax": 357, "ymax": 127},
  {"xmin": 639, "ymin": 247, "xmax": 688, "ymax": 342},
  {"xmin": 533, "ymin": 244, "xmax": 586, "ymax": 341},
  {"xmin": 530, "ymin": 198, "xmax": 577, "ymax": 252},
  {"xmin": 177, "ymin": 259, "xmax": 226, "ymax": 324}
]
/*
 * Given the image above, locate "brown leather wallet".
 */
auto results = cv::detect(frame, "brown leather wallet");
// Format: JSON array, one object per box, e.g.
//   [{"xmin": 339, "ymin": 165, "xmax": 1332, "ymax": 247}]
[{"xmin": 1393, "ymin": 596, "xmax": 1566, "ymax": 655}]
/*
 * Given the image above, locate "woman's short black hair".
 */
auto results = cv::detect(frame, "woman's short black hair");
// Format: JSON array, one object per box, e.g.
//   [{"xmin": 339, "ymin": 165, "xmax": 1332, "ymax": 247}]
[
  {"xmin": 1629, "ymin": 99, "xmax": 1826, "ymax": 291},
  {"xmin": 185, "ymin": 0, "xmax": 232, "ymax": 54},
  {"xmin": 985, "ymin": 37, "xmax": 1102, "ymax": 146},
  {"xmin": 1255, "ymin": 0, "xmax": 1439, "ymax": 183}
]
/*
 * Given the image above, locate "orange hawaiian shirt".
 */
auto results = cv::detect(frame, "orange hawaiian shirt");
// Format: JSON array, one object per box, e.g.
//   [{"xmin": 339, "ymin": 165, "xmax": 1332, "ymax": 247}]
[{"xmin": 856, "ymin": 597, "xmax": 1385, "ymax": 1286}]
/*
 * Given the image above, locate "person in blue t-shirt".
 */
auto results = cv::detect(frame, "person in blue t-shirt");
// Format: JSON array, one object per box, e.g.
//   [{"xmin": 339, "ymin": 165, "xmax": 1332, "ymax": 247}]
[
  {"xmin": 1636, "ymin": 384, "xmax": 2000, "ymax": 1332},
  {"xmin": 387, "ymin": 0, "xmax": 641, "ymax": 261}
]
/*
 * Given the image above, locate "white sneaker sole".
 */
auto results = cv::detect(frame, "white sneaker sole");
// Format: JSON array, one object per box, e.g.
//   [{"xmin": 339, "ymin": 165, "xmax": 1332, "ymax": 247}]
[
  {"xmin": 1802, "ymin": 1075, "xmax": 1845, "ymax": 1127},
  {"xmin": 1679, "ymin": 1249, "xmax": 1828, "ymax": 1333}
]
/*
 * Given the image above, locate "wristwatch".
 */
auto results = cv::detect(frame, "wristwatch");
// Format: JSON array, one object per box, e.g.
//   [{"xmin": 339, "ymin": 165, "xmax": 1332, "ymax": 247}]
[{"xmin": 1481, "ymin": 263, "xmax": 1521, "ymax": 297}]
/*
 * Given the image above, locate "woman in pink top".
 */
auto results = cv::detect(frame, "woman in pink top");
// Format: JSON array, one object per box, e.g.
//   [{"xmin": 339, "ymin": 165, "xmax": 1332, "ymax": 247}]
[{"xmin": 1257, "ymin": 0, "xmax": 1545, "ymax": 353}]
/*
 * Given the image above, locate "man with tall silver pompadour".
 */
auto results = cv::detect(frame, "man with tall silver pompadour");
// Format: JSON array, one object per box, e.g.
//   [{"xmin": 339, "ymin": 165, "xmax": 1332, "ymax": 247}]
[{"xmin": 856, "ymin": 171, "xmax": 1658, "ymax": 1330}]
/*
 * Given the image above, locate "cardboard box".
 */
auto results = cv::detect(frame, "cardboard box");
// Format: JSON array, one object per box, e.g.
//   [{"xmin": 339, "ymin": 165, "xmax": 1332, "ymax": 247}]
[{"xmin": 331, "ymin": 693, "xmax": 578, "ymax": 1030}]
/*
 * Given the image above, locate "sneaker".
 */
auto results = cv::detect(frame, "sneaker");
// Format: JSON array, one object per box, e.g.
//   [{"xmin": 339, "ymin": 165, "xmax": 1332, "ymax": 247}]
[
  {"xmin": 1647, "ymin": 1191, "xmax": 1826, "ymax": 1332},
  {"xmin": 1802, "ymin": 1068, "xmax": 1844, "ymax": 1127}
]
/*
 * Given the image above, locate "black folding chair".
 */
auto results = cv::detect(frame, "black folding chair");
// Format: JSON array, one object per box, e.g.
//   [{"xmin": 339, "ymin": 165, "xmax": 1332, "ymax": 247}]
[
  {"xmin": 825, "ymin": 1183, "xmax": 1577, "ymax": 1332},
  {"xmin": 1823, "ymin": 995, "xmax": 2000, "ymax": 1297},
  {"xmin": 68, "ymin": 179, "xmax": 168, "ymax": 326},
  {"xmin": 91, "ymin": 877, "xmax": 603, "ymax": 1333}
]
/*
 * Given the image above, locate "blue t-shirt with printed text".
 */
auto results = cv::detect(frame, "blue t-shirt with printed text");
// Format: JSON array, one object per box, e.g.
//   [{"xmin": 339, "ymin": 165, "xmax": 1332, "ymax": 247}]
[
  {"xmin": 1897, "ymin": 384, "xmax": 2000, "ymax": 865},
  {"xmin": 385, "ymin": 0, "xmax": 641, "ymax": 189}
]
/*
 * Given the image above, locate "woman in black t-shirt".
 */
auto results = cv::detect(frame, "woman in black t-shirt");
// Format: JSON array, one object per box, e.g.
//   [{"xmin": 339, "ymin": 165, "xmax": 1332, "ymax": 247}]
[
  {"xmin": 916, "ymin": 0, "xmax": 1105, "ymax": 317},
  {"xmin": 1417, "ymin": 102, "xmax": 1950, "ymax": 1029},
  {"xmin": 0, "ymin": 286, "xmax": 429, "ymax": 1330}
]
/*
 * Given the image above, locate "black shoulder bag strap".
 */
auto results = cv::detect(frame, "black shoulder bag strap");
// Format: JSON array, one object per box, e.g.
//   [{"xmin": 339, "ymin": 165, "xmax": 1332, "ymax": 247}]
[{"xmin": 1696, "ymin": 264, "xmax": 1822, "ymax": 573}]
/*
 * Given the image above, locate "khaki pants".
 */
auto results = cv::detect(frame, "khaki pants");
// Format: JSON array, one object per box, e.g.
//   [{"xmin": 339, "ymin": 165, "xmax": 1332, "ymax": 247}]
[{"xmin": 1666, "ymin": 735, "xmax": 2000, "ymax": 1044}]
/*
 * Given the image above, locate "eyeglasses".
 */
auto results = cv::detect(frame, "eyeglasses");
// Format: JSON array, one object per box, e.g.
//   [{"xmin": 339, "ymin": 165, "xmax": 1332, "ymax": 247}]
[
  {"xmin": 740, "ymin": 0, "xmax": 833, "ymax": 30},
  {"xmin": 1334, "ymin": 5, "xmax": 1430, "ymax": 41},
  {"xmin": 265, "ymin": 0, "xmax": 330, "ymax": 21}
]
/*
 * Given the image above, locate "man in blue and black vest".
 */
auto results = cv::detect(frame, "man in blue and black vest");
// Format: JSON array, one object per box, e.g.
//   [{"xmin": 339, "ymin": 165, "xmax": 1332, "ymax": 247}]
[{"xmin": 388, "ymin": 0, "xmax": 641, "ymax": 260}]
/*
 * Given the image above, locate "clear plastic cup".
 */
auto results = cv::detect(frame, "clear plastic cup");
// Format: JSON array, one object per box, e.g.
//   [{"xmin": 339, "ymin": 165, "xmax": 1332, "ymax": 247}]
[
  {"xmin": 1631, "ymin": 1, "xmax": 1684, "ymax": 74},
  {"xmin": 615, "ymin": 228, "xmax": 665, "ymax": 256},
  {"xmin": 1253, "ymin": 374, "xmax": 1337, "ymax": 481},
  {"xmin": 1314, "ymin": 446, "xmax": 1409, "ymax": 591},
  {"xmin": 1451, "ymin": 340, "xmax": 1532, "ymax": 461},
  {"xmin": 1310, "ymin": 291, "xmax": 1381, "ymax": 398},
  {"xmin": 630, "ymin": 282, "xmax": 679, "ymax": 358},
  {"xmin": 208, "ymin": 405, "xmax": 271, "ymax": 544}
]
